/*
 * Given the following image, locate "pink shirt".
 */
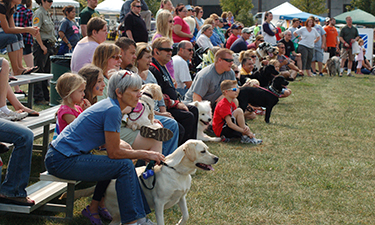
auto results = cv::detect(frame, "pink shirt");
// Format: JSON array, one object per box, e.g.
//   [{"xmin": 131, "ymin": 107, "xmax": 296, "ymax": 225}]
[
  {"xmin": 173, "ymin": 16, "xmax": 191, "ymax": 43},
  {"xmin": 57, "ymin": 104, "xmax": 83, "ymax": 132}
]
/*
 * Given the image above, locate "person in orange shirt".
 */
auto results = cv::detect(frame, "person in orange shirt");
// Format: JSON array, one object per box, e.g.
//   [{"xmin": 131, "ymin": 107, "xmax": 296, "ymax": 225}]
[{"xmin": 324, "ymin": 17, "xmax": 339, "ymax": 58}]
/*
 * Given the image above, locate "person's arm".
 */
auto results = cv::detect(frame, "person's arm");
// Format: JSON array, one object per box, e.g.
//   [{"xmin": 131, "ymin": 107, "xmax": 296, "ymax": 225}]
[
  {"xmin": 58, "ymin": 31, "xmax": 72, "ymax": 50},
  {"xmin": 184, "ymin": 81, "xmax": 192, "ymax": 88},
  {"xmin": 126, "ymin": 30, "xmax": 133, "ymax": 40},
  {"xmin": 321, "ymin": 34, "xmax": 326, "ymax": 49},
  {"xmin": 262, "ymin": 22, "xmax": 275, "ymax": 36},
  {"xmin": 105, "ymin": 131, "xmax": 165, "ymax": 163},
  {"xmin": 81, "ymin": 24, "xmax": 87, "ymax": 37},
  {"xmin": 173, "ymin": 24, "xmax": 193, "ymax": 38},
  {"xmin": 0, "ymin": 14, "xmax": 38, "ymax": 35},
  {"xmin": 192, "ymin": 92, "xmax": 202, "ymax": 102},
  {"xmin": 34, "ymin": 32, "xmax": 47, "ymax": 54},
  {"xmin": 140, "ymin": 0, "xmax": 148, "ymax": 11},
  {"xmin": 62, "ymin": 114, "xmax": 77, "ymax": 125}
]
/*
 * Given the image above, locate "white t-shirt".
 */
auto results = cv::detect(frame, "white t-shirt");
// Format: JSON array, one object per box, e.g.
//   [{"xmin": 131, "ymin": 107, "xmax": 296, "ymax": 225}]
[
  {"xmin": 263, "ymin": 22, "xmax": 277, "ymax": 45},
  {"xmin": 197, "ymin": 33, "xmax": 213, "ymax": 50},
  {"xmin": 295, "ymin": 27, "xmax": 320, "ymax": 49},
  {"xmin": 172, "ymin": 55, "xmax": 191, "ymax": 89}
]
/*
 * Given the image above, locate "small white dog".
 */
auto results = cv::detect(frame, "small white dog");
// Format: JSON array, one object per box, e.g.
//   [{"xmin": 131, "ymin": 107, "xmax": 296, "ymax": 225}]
[
  {"xmin": 189, "ymin": 101, "xmax": 221, "ymax": 142},
  {"xmin": 105, "ymin": 140, "xmax": 219, "ymax": 225}
]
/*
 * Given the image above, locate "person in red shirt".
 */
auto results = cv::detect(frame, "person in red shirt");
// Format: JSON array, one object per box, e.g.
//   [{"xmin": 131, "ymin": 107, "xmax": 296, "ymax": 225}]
[
  {"xmin": 225, "ymin": 23, "xmax": 242, "ymax": 49},
  {"xmin": 324, "ymin": 17, "xmax": 339, "ymax": 58},
  {"xmin": 212, "ymin": 80, "xmax": 262, "ymax": 144}
]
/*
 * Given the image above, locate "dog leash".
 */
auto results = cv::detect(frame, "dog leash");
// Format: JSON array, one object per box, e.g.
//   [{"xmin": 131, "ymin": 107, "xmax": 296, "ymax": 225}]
[
  {"xmin": 254, "ymin": 85, "xmax": 281, "ymax": 98},
  {"xmin": 139, "ymin": 161, "xmax": 176, "ymax": 190}
]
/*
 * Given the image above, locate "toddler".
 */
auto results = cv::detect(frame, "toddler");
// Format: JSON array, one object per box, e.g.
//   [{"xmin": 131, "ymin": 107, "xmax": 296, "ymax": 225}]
[
  {"xmin": 212, "ymin": 80, "xmax": 262, "ymax": 144},
  {"xmin": 356, "ymin": 39, "xmax": 365, "ymax": 74}
]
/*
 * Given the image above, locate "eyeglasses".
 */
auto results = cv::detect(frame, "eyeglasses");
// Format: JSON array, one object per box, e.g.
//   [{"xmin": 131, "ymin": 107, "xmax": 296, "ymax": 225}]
[
  {"xmin": 134, "ymin": 5, "xmax": 142, "ymax": 8},
  {"xmin": 250, "ymin": 55, "xmax": 257, "ymax": 58},
  {"xmin": 215, "ymin": 19, "xmax": 218, "ymax": 21},
  {"xmin": 234, "ymin": 71, "xmax": 239, "ymax": 74},
  {"xmin": 226, "ymin": 87, "xmax": 238, "ymax": 92},
  {"xmin": 221, "ymin": 58, "xmax": 234, "ymax": 63},
  {"xmin": 200, "ymin": 11, "xmax": 203, "ymax": 13},
  {"xmin": 111, "ymin": 54, "xmax": 122, "ymax": 60},
  {"xmin": 185, "ymin": 48, "xmax": 194, "ymax": 52},
  {"xmin": 259, "ymin": 39, "xmax": 265, "ymax": 42},
  {"xmin": 168, "ymin": 20, "xmax": 174, "ymax": 23},
  {"xmin": 279, "ymin": 47, "xmax": 285, "ymax": 49},
  {"xmin": 158, "ymin": 48, "xmax": 173, "ymax": 52}
]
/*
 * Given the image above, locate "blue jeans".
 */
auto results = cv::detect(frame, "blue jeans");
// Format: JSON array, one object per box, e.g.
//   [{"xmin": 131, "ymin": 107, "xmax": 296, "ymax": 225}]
[
  {"xmin": 0, "ymin": 32, "xmax": 24, "ymax": 52},
  {"xmin": 45, "ymin": 147, "xmax": 150, "ymax": 224},
  {"xmin": 0, "ymin": 119, "xmax": 33, "ymax": 198},
  {"xmin": 156, "ymin": 115, "xmax": 179, "ymax": 156}
]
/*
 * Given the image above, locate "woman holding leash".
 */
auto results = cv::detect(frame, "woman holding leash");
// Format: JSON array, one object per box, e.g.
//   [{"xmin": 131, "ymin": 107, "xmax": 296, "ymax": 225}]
[{"xmin": 45, "ymin": 70, "xmax": 164, "ymax": 225}]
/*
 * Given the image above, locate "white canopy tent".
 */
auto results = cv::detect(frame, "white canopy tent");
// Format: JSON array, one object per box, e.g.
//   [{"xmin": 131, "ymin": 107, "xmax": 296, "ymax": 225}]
[
  {"xmin": 96, "ymin": 0, "xmax": 124, "ymax": 14},
  {"xmin": 32, "ymin": 0, "xmax": 79, "ymax": 8},
  {"xmin": 270, "ymin": 2, "xmax": 302, "ymax": 16}
]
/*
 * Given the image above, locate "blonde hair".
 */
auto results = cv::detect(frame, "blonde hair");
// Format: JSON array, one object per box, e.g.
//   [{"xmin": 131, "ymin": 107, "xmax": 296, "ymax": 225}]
[
  {"xmin": 153, "ymin": 10, "xmax": 173, "ymax": 41},
  {"xmin": 56, "ymin": 73, "xmax": 86, "ymax": 104},
  {"xmin": 215, "ymin": 48, "xmax": 234, "ymax": 63},
  {"xmin": 220, "ymin": 80, "xmax": 237, "ymax": 93},
  {"xmin": 203, "ymin": 18, "xmax": 214, "ymax": 26},
  {"xmin": 92, "ymin": 43, "xmax": 121, "ymax": 76},
  {"xmin": 135, "ymin": 42, "xmax": 152, "ymax": 67},
  {"xmin": 238, "ymin": 49, "xmax": 255, "ymax": 62}
]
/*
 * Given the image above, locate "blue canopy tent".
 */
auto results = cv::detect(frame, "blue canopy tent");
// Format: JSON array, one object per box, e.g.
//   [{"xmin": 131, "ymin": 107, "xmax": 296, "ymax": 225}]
[{"xmin": 280, "ymin": 12, "xmax": 325, "ymax": 22}]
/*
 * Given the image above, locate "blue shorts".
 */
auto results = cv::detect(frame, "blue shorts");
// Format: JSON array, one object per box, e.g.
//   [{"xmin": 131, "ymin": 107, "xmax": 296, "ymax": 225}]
[{"xmin": 23, "ymin": 44, "xmax": 32, "ymax": 55}]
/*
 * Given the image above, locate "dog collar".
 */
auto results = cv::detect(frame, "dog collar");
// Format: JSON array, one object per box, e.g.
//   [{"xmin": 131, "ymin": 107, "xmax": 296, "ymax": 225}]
[
  {"xmin": 268, "ymin": 85, "xmax": 282, "ymax": 97},
  {"xmin": 255, "ymin": 85, "xmax": 281, "ymax": 98},
  {"xmin": 161, "ymin": 161, "xmax": 176, "ymax": 171}
]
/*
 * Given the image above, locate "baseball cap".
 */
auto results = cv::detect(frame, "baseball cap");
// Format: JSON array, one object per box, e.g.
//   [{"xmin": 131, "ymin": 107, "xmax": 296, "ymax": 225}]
[
  {"xmin": 242, "ymin": 27, "xmax": 252, "ymax": 34},
  {"xmin": 185, "ymin": 5, "xmax": 193, "ymax": 10},
  {"xmin": 325, "ymin": 17, "xmax": 330, "ymax": 22},
  {"xmin": 218, "ymin": 17, "xmax": 224, "ymax": 23},
  {"xmin": 231, "ymin": 24, "xmax": 242, "ymax": 29}
]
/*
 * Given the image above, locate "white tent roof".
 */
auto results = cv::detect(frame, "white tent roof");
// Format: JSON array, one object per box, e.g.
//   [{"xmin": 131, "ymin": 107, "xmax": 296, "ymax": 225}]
[
  {"xmin": 269, "ymin": 2, "xmax": 302, "ymax": 15},
  {"xmin": 32, "ymin": 0, "xmax": 79, "ymax": 8},
  {"xmin": 96, "ymin": 0, "xmax": 124, "ymax": 14}
]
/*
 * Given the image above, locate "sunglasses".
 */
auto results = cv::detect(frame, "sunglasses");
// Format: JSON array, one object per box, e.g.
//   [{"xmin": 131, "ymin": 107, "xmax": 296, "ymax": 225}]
[
  {"xmin": 221, "ymin": 58, "xmax": 234, "ymax": 63},
  {"xmin": 250, "ymin": 55, "xmax": 257, "ymax": 58},
  {"xmin": 111, "ymin": 54, "xmax": 122, "ymax": 60},
  {"xmin": 185, "ymin": 48, "xmax": 194, "ymax": 52},
  {"xmin": 234, "ymin": 70, "xmax": 239, "ymax": 74},
  {"xmin": 158, "ymin": 47, "xmax": 173, "ymax": 52},
  {"xmin": 134, "ymin": 5, "xmax": 142, "ymax": 8},
  {"xmin": 279, "ymin": 47, "xmax": 285, "ymax": 49},
  {"xmin": 168, "ymin": 20, "xmax": 174, "ymax": 23},
  {"xmin": 259, "ymin": 39, "xmax": 265, "ymax": 42},
  {"xmin": 226, "ymin": 87, "xmax": 238, "ymax": 92}
]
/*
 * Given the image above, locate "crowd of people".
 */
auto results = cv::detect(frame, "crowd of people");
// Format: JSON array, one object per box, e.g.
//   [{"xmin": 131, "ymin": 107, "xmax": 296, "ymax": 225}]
[{"xmin": 1, "ymin": 0, "xmax": 375, "ymax": 224}]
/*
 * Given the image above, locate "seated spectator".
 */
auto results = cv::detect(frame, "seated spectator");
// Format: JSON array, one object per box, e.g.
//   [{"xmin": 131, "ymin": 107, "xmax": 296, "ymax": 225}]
[
  {"xmin": 279, "ymin": 30, "xmax": 302, "ymax": 69},
  {"xmin": 0, "ymin": 118, "xmax": 34, "ymax": 206},
  {"xmin": 149, "ymin": 37, "xmax": 198, "ymax": 145},
  {"xmin": 172, "ymin": 40, "xmax": 193, "ymax": 96},
  {"xmin": 230, "ymin": 27, "xmax": 253, "ymax": 53},
  {"xmin": 183, "ymin": 5, "xmax": 196, "ymax": 35},
  {"xmin": 238, "ymin": 57, "xmax": 255, "ymax": 86},
  {"xmin": 173, "ymin": 3, "xmax": 193, "ymax": 43},
  {"xmin": 185, "ymin": 48, "xmax": 236, "ymax": 109},
  {"xmin": 194, "ymin": 6, "xmax": 204, "ymax": 31},
  {"xmin": 275, "ymin": 20, "xmax": 284, "ymax": 41},
  {"xmin": 201, "ymin": 46, "xmax": 220, "ymax": 68},
  {"xmin": 277, "ymin": 42, "xmax": 302, "ymax": 80},
  {"xmin": 209, "ymin": 15, "xmax": 224, "ymax": 47},
  {"xmin": 268, "ymin": 59, "xmax": 292, "ymax": 98},
  {"xmin": 71, "ymin": 17, "xmax": 108, "ymax": 73},
  {"xmin": 197, "ymin": 24, "xmax": 214, "ymax": 50},
  {"xmin": 225, "ymin": 23, "xmax": 242, "ymax": 49},
  {"xmin": 238, "ymin": 49, "xmax": 259, "ymax": 71},
  {"xmin": 248, "ymin": 35, "xmax": 264, "ymax": 50},
  {"xmin": 212, "ymin": 80, "xmax": 262, "ymax": 144},
  {"xmin": 221, "ymin": 12, "xmax": 230, "ymax": 29},
  {"xmin": 358, "ymin": 56, "xmax": 375, "ymax": 75},
  {"xmin": 115, "ymin": 37, "xmax": 137, "ymax": 71}
]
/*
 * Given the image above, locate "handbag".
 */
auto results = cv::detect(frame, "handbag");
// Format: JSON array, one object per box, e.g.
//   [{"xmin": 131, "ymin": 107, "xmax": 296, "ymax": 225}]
[{"xmin": 352, "ymin": 41, "xmax": 360, "ymax": 54}]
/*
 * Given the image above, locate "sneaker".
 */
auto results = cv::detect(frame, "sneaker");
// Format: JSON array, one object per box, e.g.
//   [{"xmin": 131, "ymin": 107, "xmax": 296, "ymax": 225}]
[
  {"xmin": 0, "ymin": 111, "xmax": 27, "ymax": 121},
  {"xmin": 221, "ymin": 135, "xmax": 230, "ymax": 143},
  {"xmin": 241, "ymin": 135, "xmax": 262, "ymax": 144},
  {"xmin": 347, "ymin": 73, "xmax": 355, "ymax": 77},
  {"xmin": 339, "ymin": 72, "xmax": 343, "ymax": 77},
  {"xmin": 319, "ymin": 72, "xmax": 324, "ymax": 76},
  {"xmin": 311, "ymin": 72, "xmax": 317, "ymax": 76},
  {"xmin": 137, "ymin": 218, "xmax": 156, "ymax": 225}
]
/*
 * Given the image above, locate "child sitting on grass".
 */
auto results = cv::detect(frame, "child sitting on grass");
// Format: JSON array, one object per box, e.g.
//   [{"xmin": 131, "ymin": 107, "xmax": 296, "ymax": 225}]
[{"xmin": 212, "ymin": 80, "xmax": 262, "ymax": 144}]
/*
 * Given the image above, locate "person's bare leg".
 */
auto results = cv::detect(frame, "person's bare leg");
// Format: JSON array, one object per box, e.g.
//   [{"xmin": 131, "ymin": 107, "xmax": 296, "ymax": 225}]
[
  {"xmin": 132, "ymin": 134, "xmax": 162, "ymax": 153},
  {"xmin": 23, "ymin": 53, "xmax": 34, "ymax": 68},
  {"xmin": 0, "ymin": 59, "xmax": 9, "ymax": 108},
  {"xmin": 232, "ymin": 108, "xmax": 255, "ymax": 138},
  {"xmin": 318, "ymin": 62, "xmax": 323, "ymax": 74},
  {"xmin": 6, "ymin": 83, "xmax": 38, "ymax": 114},
  {"xmin": 311, "ymin": 61, "xmax": 316, "ymax": 74}
]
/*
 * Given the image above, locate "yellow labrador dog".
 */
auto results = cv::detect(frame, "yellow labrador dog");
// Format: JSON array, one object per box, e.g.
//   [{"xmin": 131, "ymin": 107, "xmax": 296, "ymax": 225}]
[{"xmin": 105, "ymin": 140, "xmax": 219, "ymax": 225}]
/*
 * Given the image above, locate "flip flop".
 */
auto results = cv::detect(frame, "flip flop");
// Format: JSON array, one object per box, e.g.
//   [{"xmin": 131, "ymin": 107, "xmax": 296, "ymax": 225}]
[
  {"xmin": 21, "ymin": 66, "xmax": 39, "ymax": 75},
  {"xmin": 14, "ymin": 90, "xmax": 27, "ymax": 96},
  {"xmin": 0, "ymin": 195, "xmax": 35, "ymax": 206},
  {"xmin": 8, "ymin": 76, "xmax": 18, "ymax": 82},
  {"xmin": 27, "ymin": 110, "xmax": 39, "ymax": 117}
]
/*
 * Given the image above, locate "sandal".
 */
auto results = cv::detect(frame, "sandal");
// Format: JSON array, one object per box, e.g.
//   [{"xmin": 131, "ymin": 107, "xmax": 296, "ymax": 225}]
[
  {"xmin": 14, "ymin": 90, "xmax": 27, "ymax": 97},
  {"xmin": 82, "ymin": 205, "xmax": 103, "ymax": 225},
  {"xmin": 27, "ymin": 110, "xmax": 39, "ymax": 117},
  {"xmin": 21, "ymin": 66, "xmax": 39, "ymax": 75},
  {"xmin": 140, "ymin": 126, "xmax": 173, "ymax": 142},
  {"xmin": 8, "ymin": 76, "xmax": 17, "ymax": 82},
  {"xmin": 0, "ymin": 194, "xmax": 35, "ymax": 206},
  {"xmin": 98, "ymin": 206, "xmax": 113, "ymax": 221}
]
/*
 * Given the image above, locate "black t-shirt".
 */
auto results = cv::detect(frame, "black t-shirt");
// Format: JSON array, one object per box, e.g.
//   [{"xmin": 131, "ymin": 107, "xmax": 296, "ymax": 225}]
[
  {"xmin": 0, "ymin": 3, "xmax": 12, "ymax": 29},
  {"xmin": 279, "ymin": 38, "xmax": 295, "ymax": 58},
  {"xmin": 124, "ymin": 11, "xmax": 148, "ymax": 43}
]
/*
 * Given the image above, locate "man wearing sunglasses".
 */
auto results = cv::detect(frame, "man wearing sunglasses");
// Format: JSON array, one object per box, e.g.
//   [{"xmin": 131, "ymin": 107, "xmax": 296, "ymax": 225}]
[
  {"xmin": 185, "ymin": 48, "xmax": 236, "ymax": 109},
  {"xmin": 124, "ymin": 0, "xmax": 148, "ymax": 43},
  {"xmin": 120, "ymin": 0, "xmax": 151, "ymax": 31},
  {"xmin": 172, "ymin": 40, "xmax": 193, "ymax": 96},
  {"xmin": 150, "ymin": 37, "xmax": 198, "ymax": 145}
]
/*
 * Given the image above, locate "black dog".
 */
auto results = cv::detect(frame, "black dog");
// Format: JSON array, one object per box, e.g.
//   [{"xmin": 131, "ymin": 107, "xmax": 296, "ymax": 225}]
[
  {"xmin": 238, "ymin": 76, "xmax": 289, "ymax": 123},
  {"xmin": 247, "ymin": 64, "xmax": 279, "ymax": 87}
]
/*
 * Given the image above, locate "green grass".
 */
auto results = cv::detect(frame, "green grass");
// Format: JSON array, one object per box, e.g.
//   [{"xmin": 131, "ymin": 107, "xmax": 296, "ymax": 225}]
[{"xmin": 2, "ymin": 73, "xmax": 375, "ymax": 224}]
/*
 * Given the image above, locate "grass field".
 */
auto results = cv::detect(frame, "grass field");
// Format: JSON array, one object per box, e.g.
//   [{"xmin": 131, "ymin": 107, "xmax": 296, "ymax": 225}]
[{"xmin": 2, "ymin": 73, "xmax": 375, "ymax": 224}]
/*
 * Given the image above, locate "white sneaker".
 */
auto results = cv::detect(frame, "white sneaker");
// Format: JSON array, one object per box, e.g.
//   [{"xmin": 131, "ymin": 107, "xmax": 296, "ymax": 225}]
[
  {"xmin": 0, "ymin": 111, "xmax": 28, "ymax": 121},
  {"xmin": 241, "ymin": 135, "xmax": 262, "ymax": 144},
  {"xmin": 138, "ymin": 217, "xmax": 156, "ymax": 225}
]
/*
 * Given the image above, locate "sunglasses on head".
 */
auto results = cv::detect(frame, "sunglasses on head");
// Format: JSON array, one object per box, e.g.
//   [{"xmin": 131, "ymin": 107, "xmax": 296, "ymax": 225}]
[
  {"xmin": 226, "ymin": 87, "xmax": 238, "ymax": 92},
  {"xmin": 221, "ymin": 58, "xmax": 234, "ymax": 63},
  {"xmin": 111, "ymin": 54, "xmax": 122, "ymax": 60},
  {"xmin": 158, "ymin": 47, "xmax": 173, "ymax": 52},
  {"xmin": 46, "ymin": 0, "xmax": 53, "ymax": 2},
  {"xmin": 120, "ymin": 70, "xmax": 132, "ymax": 79}
]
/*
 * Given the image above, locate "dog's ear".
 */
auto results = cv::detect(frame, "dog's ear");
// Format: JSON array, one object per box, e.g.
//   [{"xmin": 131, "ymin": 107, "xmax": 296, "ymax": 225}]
[
  {"xmin": 153, "ymin": 85, "xmax": 163, "ymax": 101},
  {"xmin": 165, "ymin": 145, "xmax": 186, "ymax": 167},
  {"xmin": 193, "ymin": 101, "xmax": 199, "ymax": 107},
  {"xmin": 183, "ymin": 141, "xmax": 197, "ymax": 162}
]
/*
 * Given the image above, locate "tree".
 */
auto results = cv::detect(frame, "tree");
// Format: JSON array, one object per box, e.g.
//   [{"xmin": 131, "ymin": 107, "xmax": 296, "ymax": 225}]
[
  {"xmin": 219, "ymin": 0, "xmax": 253, "ymax": 17},
  {"xmin": 290, "ymin": 0, "xmax": 328, "ymax": 15},
  {"xmin": 351, "ymin": 0, "xmax": 375, "ymax": 17},
  {"xmin": 144, "ymin": 0, "xmax": 159, "ymax": 16}
]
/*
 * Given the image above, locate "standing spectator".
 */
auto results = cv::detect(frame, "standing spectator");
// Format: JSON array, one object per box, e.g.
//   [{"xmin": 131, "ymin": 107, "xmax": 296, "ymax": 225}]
[
  {"xmin": 172, "ymin": 40, "xmax": 193, "ymax": 96},
  {"xmin": 287, "ymin": 18, "xmax": 300, "ymax": 45},
  {"xmin": 253, "ymin": 22, "xmax": 260, "ymax": 36},
  {"xmin": 247, "ymin": 35, "xmax": 264, "ymax": 50},
  {"xmin": 230, "ymin": 27, "xmax": 253, "ymax": 53},
  {"xmin": 183, "ymin": 5, "xmax": 195, "ymax": 35},
  {"xmin": 71, "ymin": 17, "xmax": 107, "ymax": 73},
  {"xmin": 33, "ymin": 0, "xmax": 57, "ymax": 105},
  {"xmin": 155, "ymin": 0, "xmax": 174, "ymax": 23},
  {"xmin": 339, "ymin": 16, "xmax": 359, "ymax": 77},
  {"xmin": 124, "ymin": 0, "xmax": 148, "ymax": 43},
  {"xmin": 194, "ymin": 6, "xmax": 204, "ymax": 31},
  {"xmin": 293, "ymin": 17, "xmax": 320, "ymax": 77},
  {"xmin": 185, "ymin": 48, "xmax": 236, "ymax": 109},
  {"xmin": 311, "ymin": 17, "xmax": 326, "ymax": 76},
  {"xmin": 197, "ymin": 24, "xmax": 214, "ymax": 50},
  {"xmin": 324, "ymin": 17, "xmax": 339, "ymax": 58},
  {"xmin": 119, "ymin": 0, "xmax": 151, "ymax": 31},
  {"xmin": 79, "ymin": 0, "xmax": 99, "ymax": 37},
  {"xmin": 355, "ymin": 39, "xmax": 365, "ymax": 74},
  {"xmin": 279, "ymin": 30, "xmax": 302, "ymax": 69},
  {"xmin": 57, "ymin": 5, "xmax": 80, "ymax": 55},
  {"xmin": 173, "ymin": 3, "xmax": 193, "ymax": 43},
  {"xmin": 262, "ymin": 11, "xmax": 278, "ymax": 45},
  {"xmin": 225, "ymin": 23, "xmax": 241, "ymax": 49},
  {"xmin": 13, "ymin": 0, "xmax": 34, "ymax": 70}
]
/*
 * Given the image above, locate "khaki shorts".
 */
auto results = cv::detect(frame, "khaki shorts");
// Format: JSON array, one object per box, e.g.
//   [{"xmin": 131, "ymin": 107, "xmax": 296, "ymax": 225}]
[{"xmin": 340, "ymin": 48, "xmax": 355, "ymax": 61}]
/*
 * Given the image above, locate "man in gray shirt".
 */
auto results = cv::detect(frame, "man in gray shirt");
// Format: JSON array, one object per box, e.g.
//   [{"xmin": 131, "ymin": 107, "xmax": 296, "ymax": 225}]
[
  {"xmin": 119, "ymin": 0, "xmax": 151, "ymax": 31},
  {"xmin": 185, "ymin": 48, "xmax": 236, "ymax": 109}
]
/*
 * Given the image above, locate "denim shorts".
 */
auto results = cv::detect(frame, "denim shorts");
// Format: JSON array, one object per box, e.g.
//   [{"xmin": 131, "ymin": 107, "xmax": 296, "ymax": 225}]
[{"xmin": 0, "ymin": 32, "xmax": 24, "ymax": 53}]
